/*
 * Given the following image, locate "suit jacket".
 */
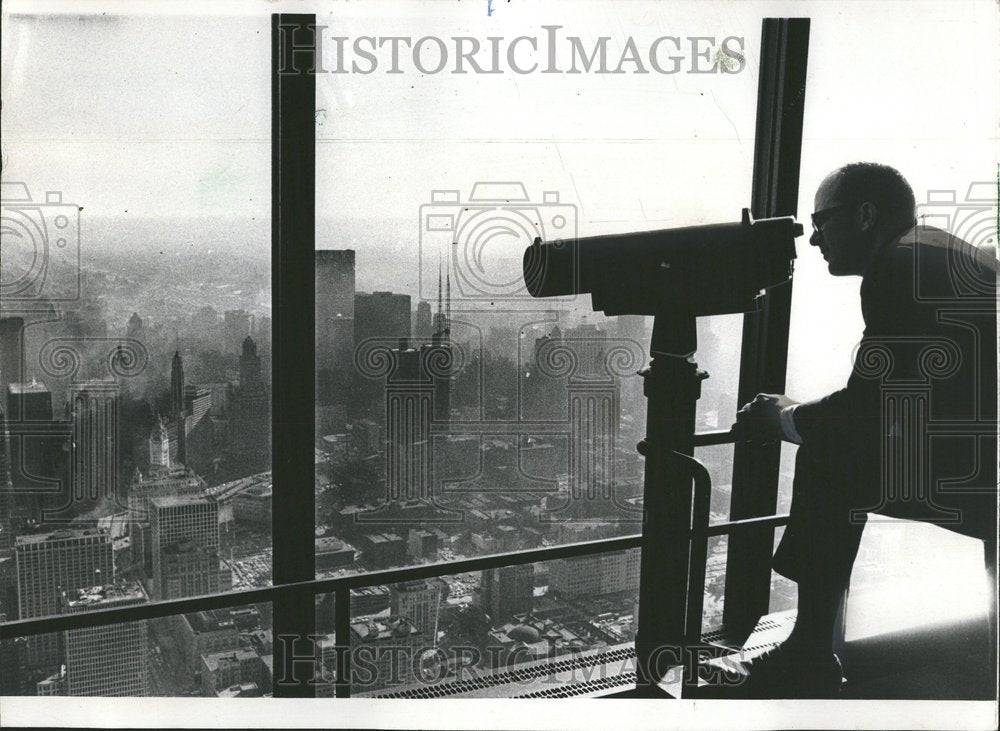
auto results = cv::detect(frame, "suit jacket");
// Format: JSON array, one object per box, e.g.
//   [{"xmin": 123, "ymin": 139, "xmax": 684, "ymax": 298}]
[{"xmin": 792, "ymin": 225, "xmax": 998, "ymax": 539}]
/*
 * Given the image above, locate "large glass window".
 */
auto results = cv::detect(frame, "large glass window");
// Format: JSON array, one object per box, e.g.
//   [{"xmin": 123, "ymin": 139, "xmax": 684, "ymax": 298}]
[
  {"xmin": 312, "ymin": 1, "xmax": 757, "ymax": 580},
  {"xmin": 1, "ymin": 9, "xmax": 271, "ymax": 695}
]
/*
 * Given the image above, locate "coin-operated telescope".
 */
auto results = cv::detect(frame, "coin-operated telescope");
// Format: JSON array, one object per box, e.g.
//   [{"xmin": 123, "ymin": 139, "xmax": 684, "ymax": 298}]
[
  {"xmin": 523, "ymin": 208, "xmax": 803, "ymax": 693},
  {"xmin": 523, "ymin": 208, "xmax": 800, "ymax": 332}
]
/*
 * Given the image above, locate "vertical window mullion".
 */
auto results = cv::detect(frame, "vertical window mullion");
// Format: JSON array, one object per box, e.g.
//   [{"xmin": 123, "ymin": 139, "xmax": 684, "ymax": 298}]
[{"xmin": 271, "ymin": 13, "xmax": 317, "ymax": 698}]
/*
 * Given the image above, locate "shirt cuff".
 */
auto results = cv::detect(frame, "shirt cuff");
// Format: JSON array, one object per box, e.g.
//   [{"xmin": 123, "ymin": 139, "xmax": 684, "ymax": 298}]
[{"xmin": 779, "ymin": 405, "xmax": 804, "ymax": 445}]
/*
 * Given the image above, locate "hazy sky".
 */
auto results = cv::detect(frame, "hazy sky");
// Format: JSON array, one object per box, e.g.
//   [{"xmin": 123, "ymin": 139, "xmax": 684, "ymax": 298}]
[{"xmin": 3, "ymin": 0, "xmax": 997, "ymax": 401}]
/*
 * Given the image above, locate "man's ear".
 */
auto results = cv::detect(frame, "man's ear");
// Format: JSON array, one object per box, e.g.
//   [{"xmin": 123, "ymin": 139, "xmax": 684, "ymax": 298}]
[{"xmin": 857, "ymin": 201, "xmax": 877, "ymax": 232}]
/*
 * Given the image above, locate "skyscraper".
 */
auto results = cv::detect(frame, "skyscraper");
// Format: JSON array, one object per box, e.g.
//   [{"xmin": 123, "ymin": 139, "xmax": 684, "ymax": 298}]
[
  {"xmin": 0, "ymin": 404, "xmax": 13, "ymax": 550},
  {"xmin": 414, "ymin": 300, "xmax": 432, "ymax": 341},
  {"xmin": 231, "ymin": 336, "xmax": 270, "ymax": 468},
  {"xmin": 354, "ymin": 292, "xmax": 411, "ymax": 346},
  {"xmin": 0, "ymin": 317, "xmax": 26, "ymax": 399},
  {"xmin": 480, "ymin": 564, "xmax": 534, "ymax": 625},
  {"xmin": 127, "ymin": 460, "xmax": 207, "ymax": 523},
  {"xmin": 349, "ymin": 616, "xmax": 421, "ymax": 695},
  {"xmin": 390, "ymin": 579, "xmax": 445, "ymax": 642},
  {"xmin": 170, "ymin": 351, "xmax": 187, "ymax": 464},
  {"xmin": 316, "ymin": 251, "xmax": 356, "ymax": 426},
  {"xmin": 61, "ymin": 580, "xmax": 149, "ymax": 696},
  {"xmin": 149, "ymin": 495, "xmax": 222, "ymax": 600},
  {"xmin": 69, "ymin": 379, "xmax": 119, "ymax": 515},
  {"xmin": 14, "ymin": 528, "xmax": 113, "ymax": 665}
]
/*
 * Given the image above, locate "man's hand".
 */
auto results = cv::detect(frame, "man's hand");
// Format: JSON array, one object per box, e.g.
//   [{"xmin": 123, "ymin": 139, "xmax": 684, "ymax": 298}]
[{"xmin": 736, "ymin": 393, "xmax": 799, "ymax": 442}]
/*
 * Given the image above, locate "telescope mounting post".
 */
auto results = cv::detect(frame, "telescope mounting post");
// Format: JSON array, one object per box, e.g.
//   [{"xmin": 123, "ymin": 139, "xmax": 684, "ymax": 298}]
[{"xmin": 633, "ymin": 309, "xmax": 707, "ymax": 696}]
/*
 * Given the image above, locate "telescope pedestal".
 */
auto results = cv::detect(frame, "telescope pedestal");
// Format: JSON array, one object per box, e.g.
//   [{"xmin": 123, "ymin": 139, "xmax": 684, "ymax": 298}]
[{"xmin": 634, "ymin": 314, "xmax": 707, "ymax": 695}]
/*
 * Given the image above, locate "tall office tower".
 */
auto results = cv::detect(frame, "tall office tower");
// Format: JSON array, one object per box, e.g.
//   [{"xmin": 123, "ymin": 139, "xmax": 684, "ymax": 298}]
[
  {"xmin": 127, "ymin": 461, "xmax": 206, "ymax": 522},
  {"xmin": 223, "ymin": 310, "xmax": 252, "ymax": 354},
  {"xmin": 230, "ymin": 336, "xmax": 270, "ymax": 469},
  {"xmin": 148, "ymin": 417, "xmax": 177, "ymax": 470},
  {"xmin": 69, "ymin": 379, "xmax": 119, "ymax": 515},
  {"xmin": 181, "ymin": 384, "xmax": 215, "ymax": 473},
  {"xmin": 390, "ymin": 579, "xmax": 445, "ymax": 642},
  {"xmin": 184, "ymin": 385, "xmax": 212, "ymax": 427},
  {"xmin": 0, "ymin": 317, "xmax": 26, "ymax": 398},
  {"xmin": 6, "ymin": 380, "xmax": 56, "ymax": 523},
  {"xmin": 429, "ymin": 273, "xmax": 453, "ymax": 423},
  {"xmin": 0, "ymin": 405, "xmax": 13, "ymax": 549},
  {"xmin": 353, "ymin": 291, "xmax": 412, "ymax": 420},
  {"xmin": 14, "ymin": 528, "xmax": 113, "ymax": 666},
  {"xmin": 354, "ymin": 292, "xmax": 411, "ymax": 345},
  {"xmin": 562, "ymin": 325, "xmax": 619, "ymax": 502},
  {"xmin": 414, "ymin": 301, "xmax": 432, "ymax": 341},
  {"xmin": 125, "ymin": 312, "xmax": 144, "ymax": 342},
  {"xmin": 479, "ymin": 564, "xmax": 534, "ymax": 625},
  {"xmin": 383, "ymin": 346, "xmax": 450, "ymax": 507},
  {"xmin": 349, "ymin": 616, "xmax": 421, "ymax": 695},
  {"xmin": 6, "ymin": 379, "xmax": 53, "ymax": 423},
  {"xmin": 523, "ymin": 325, "xmax": 569, "ymax": 422},
  {"xmin": 316, "ymin": 250, "xmax": 356, "ymax": 405},
  {"xmin": 170, "ymin": 351, "xmax": 187, "ymax": 463},
  {"xmin": 61, "ymin": 580, "xmax": 149, "ymax": 696},
  {"xmin": 547, "ymin": 548, "xmax": 641, "ymax": 597},
  {"xmin": 171, "ymin": 351, "xmax": 185, "ymax": 418},
  {"xmin": 149, "ymin": 495, "xmax": 221, "ymax": 600}
]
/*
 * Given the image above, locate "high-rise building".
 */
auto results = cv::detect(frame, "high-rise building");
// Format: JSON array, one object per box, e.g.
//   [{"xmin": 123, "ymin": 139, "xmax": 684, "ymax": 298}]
[
  {"xmin": 170, "ymin": 351, "xmax": 187, "ymax": 464},
  {"xmin": 149, "ymin": 495, "xmax": 221, "ymax": 600},
  {"xmin": 14, "ymin": 528, "xmax": 113, "ymax": 665},
  {"xmin": 390, "ymin": 579, "xmax": 444, "ymax": 642},
  {"xmin": 349, "ymin": 616, "xmax": 421, "ymax": 695},
  {"xmin": 414, "ymin": 301, "xmax": 432, "ymax": 341},
  {"xmin": 125, "ymin": 312, "xmax": 144, "ymax": 343},
  {"xmin": 6, "ymin": 380, "xmax": 52, "ymax": 423},
  {"xmin": 354, "ymin": 292, "xmax": 411, "ymax": 346},
  {"xmin": 184, "ymin": 385, "xmax": 212, "ymax": 427},
  {"xmin": 316, "ymin": 250, "xmax": 356, "ymax": 416},
  {"xmin": 0, "ymin": 317, "xmax": 26, "ymax": 399},
  {"xmin": 480, "ymin": 564, "xmax": 534, "ymax": 625},
  {"xmin": 69, "ymin": 379, "xmax": 119, "ymax": 514},
  {"xmin": 5, "ymin": 381, "xmax": 57, "ymax": 525},
  {"xmin": 547, "ymin": 548, "xmax": 641, "ymax": 597},
  {"xmin": 223, "ymin": 310, "xmax": 252, "ymax": 354},
  {"xmin": 148, "ymin": 417, "xmax": 178, "ymax": 470},
  {"xmin": 171, "ymin": 351, "xmax": 185, "ymax": 419},
  {"xmin": 231, "ymin": 336, "xmax": 270, "ymax": 468},
  {"xmin": 380, "ymin": 278, "xmax": 454, "ymax": 506},
  {"xmin": 127, "ymin": 462, "xmax": 206, "ymax": 523},
  {"xmin": 61, "ymin": 580, "xmax": 149, "ymax": 696},
  {"xmin": 0, "ymin": 405, "xmax": 13, "ymax": 550}
]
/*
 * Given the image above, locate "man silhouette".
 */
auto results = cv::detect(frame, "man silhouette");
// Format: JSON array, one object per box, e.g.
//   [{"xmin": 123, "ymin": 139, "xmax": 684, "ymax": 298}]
[{"xmin": 734, "ymin": 162, "xmax": 998, "ymax": 697}]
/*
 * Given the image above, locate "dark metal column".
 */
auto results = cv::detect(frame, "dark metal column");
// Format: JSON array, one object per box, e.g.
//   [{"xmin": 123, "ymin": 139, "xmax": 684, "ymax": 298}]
[
  {"xmin": 723, "ymin": 18, "xmax": 810, "ymax": 641},
  {"xmin": 271, "ymin": 13, "xmax": 317, "ymax": 698}
]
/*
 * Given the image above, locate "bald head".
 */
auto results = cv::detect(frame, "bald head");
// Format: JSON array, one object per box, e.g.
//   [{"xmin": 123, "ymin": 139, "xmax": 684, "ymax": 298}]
[{"xmin": 810, "ymin": 163, "xmax": 916, "ymax": 276}]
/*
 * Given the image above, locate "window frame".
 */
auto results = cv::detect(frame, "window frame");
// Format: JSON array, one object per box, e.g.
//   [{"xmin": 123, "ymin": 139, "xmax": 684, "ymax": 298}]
[{"xmin": 0, "ymin": 14, "xmax": 810, "ymax": 701}]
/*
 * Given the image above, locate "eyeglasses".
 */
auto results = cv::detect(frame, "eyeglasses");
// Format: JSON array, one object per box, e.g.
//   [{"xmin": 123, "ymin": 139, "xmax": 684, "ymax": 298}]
[{"xmin": 810, "ymin": 202, "xmax": 854, "ymax": 234}]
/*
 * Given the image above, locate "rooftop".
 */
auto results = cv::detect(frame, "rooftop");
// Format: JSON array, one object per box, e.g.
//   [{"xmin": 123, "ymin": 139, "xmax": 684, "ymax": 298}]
[
  {"xmin": 15, "ymin": 528, "xmax": 108, "ymax": 546},
  {"xmin": 350, "ymin": 616, "xmax": 419, "ymax": 642},
  {"xmin": 150, "ymin": 494, "xmax": 211, "ymax": 508},
  {"xmin": 64, "ymin": 580, "xmax": 147, "ymax": 609},
  {"xmin": 185, "ymin": 610, "xmax": 236, "ymax": 634},
  {"xmin": 8, "ymin": 381, "xmax": 49, "ymax": 395}
]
